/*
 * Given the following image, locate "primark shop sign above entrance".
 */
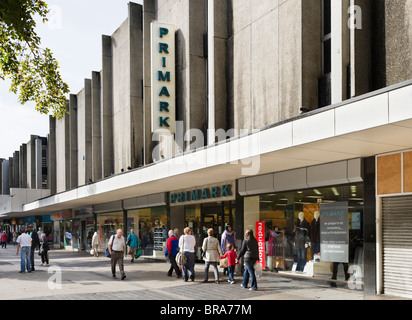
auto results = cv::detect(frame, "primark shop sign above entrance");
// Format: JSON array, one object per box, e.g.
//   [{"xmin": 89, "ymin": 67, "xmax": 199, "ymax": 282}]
[{"xmin": 170, "ymin": 184, "xmax": 234, "ymax": 206}]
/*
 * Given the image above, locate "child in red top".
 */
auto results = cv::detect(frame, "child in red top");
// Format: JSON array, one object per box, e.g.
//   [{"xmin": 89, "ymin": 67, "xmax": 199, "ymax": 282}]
[{"xmin": 221, "ymin": 243, "xmax": 237, "ymax": 284}]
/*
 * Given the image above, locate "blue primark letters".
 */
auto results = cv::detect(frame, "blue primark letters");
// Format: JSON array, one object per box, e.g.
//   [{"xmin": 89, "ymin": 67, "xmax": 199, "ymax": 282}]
[{"xmin": 170, "ymin": 184, "xmax": 232, "ymax": 204}]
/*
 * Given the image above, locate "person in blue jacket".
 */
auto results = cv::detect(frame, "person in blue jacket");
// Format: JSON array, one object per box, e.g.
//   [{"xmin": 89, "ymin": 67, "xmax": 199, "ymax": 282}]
[
  {"xmin": 165, "ymin": 229, "xmax": 181, "ymax": 278},
  {"xmin": 127, "ymin": 229, "xmax": 139, "ymax": 263}
]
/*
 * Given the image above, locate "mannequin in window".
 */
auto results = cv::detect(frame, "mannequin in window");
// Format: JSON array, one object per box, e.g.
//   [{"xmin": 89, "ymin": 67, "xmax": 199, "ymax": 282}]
[
  {"xmin": 310, "ymin": 211, "xmax": 320, "ymax": 260},
  {"xmin": 295, "ymin": 212, "xmax": 309, "ymax": 271}
]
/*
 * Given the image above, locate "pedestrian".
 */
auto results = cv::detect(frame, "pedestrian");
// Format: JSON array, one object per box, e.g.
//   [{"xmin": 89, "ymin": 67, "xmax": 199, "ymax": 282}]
[
  {"xmin": 37, "ymin": 227, "xmax": 44, "ymax": 240},
  {"xmin": 27, "ymin": 224, "xmax": 40, "ymax": 271},
  {"xmin": 12, "ymin": 231, "xmax": 17, "ymax": 246},
  {"xmin": 39, "ymin": 233, "xmax": 50, "ymax": 266},
  {"xmin": 126, "ymin": 229, "xmax": 139, "ymax": 263},
  {"xmin": 236, "ymin": 229, "xmax": 259, "ymax": 291},
  {"xmin": 165, "ymin": 230, "xmax": 181, "ymax": 278},
  {"xmin": 202, "ymin": 228, "xmax": 222, "ymax": 284},
  {"xmin": 91, "ymin": 231, "xmax": 100, "ymax": 257},
  {"xmin": 221, "ymin": 224, "xmax": 237, "ymax": 275},
  {"xmin": 108, "ymin": 229, "xmax": 126, "ymax": 280},
  {"xmin": 179, "ymin": 227, "xmax": 196, "ymax": 282},
  {"xmin": 1, "ymin": 231, "xmax": 8, "ymax": 249},
  {"xmin": 221, "ymin": 243, "xmax": 237, "ymax": 284},
  {"xmin": 16, "ymin": 230, "xmax": 32, "ymax": 273}
]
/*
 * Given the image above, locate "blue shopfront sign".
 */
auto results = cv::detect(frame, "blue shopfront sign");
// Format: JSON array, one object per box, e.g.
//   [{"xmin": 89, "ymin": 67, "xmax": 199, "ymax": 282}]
[
  {"xmin": 170, "ymin": 183, "xmax": 235, "ymax": 206},
  {"xmin": 24, "ymin": 216, "xmax": 36, "ymax": 224}
]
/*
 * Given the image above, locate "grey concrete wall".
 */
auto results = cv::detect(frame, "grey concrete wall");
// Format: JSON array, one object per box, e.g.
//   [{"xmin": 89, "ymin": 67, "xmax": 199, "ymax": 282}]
[
  {"xmin": 228, "ymin": 0, "xmax": 304, "ymax": 131},
  {"xmin": 380, "ymin": 0, "xmax": 412, "ymax": 87},
  {"xmin": 111, "ymin": 2, "xmax": 144, "ymax": 173}
]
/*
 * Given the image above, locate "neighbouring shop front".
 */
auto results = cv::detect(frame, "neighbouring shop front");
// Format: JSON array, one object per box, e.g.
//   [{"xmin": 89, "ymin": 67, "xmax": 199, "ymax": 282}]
[
  {"xmin": 239, "ymin": 159, "xmax": 372, "ymax": 288},
  {"xmin": 95, "ymin": 193, "xmax": 168, "ymax": 257},
  {"xmin": 169, "ymin": 182, "xmax": 238, "ymax": 261},
  {"xmin": 51, "ymin": 210, "xmax": 74, "ymax": 250},
  {"xmin": 376, "ymin": 150, "xmax": 412, "ymax": 299}
]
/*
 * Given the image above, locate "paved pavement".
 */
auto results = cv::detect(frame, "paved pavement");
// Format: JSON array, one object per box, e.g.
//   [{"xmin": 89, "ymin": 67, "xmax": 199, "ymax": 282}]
[{"xmin": 0, "ymin": 245, "xmax": 405, "ymax": 301}]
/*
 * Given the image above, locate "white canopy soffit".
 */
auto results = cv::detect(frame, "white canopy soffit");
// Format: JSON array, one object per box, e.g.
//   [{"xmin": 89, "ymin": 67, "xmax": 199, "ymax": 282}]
[{"xmin": 12, "ymin": 80, "xmax": 412, "ymax": 217}]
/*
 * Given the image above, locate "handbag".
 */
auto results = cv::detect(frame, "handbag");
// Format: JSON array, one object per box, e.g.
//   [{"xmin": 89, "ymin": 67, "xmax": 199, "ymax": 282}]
[{"xmin": 176, "ymin": 236, "xmax": 187, "ymax": 267}]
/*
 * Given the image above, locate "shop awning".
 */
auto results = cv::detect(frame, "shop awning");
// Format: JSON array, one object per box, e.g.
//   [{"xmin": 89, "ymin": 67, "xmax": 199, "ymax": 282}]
[{"xmin": 3, "ymin": 80, "xmax": 412, "ymax": 218}]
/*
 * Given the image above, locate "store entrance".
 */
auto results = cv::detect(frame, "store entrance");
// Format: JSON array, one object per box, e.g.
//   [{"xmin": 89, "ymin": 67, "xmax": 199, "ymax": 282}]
[{"xmin": 201, "ymin": 203, "xmax": 224, "ymax": 242}]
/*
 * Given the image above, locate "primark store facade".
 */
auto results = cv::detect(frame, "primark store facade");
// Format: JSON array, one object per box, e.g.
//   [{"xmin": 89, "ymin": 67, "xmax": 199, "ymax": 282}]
[{"xmin": 2, "ymin": 0, "xmax": 412, "ymax": 299}]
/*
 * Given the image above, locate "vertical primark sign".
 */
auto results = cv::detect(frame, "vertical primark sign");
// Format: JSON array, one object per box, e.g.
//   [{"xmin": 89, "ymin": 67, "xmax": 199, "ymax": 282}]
[{"xmin": 151, "ymin": 22, "xmax": 176, "ymax": 134}]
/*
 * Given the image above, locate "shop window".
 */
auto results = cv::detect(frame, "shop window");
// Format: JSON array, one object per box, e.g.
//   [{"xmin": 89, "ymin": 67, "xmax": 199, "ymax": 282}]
[
  {"xmin": 246, "ymin": 183, "xmax": 364, "ymax": 280},
  {"xmin": 127, "ymin": 207, "xmax": 167, "ymax": 256}
]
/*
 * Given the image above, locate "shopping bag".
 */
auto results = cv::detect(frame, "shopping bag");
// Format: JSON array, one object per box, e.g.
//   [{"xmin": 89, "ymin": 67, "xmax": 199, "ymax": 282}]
[
  {"xmin": 254, "ymin": 262, "xmax": 263, "ymax": 278},
  {"xmin": 90, "ymin": 249, "xmax": 95, "ymax": 256},
  {"xmin": 219, "ymin": 257, "xmax": 228, "ymax": 269},
  {"xmin": 135, "ymin": 248, "xmax": 142, "ymax": 259}
]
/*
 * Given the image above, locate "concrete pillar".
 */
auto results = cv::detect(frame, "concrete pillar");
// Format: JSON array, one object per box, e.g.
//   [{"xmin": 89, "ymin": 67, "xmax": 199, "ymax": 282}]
[
  {"xmin": 129, "ymin": 2, "xmax": 144, "ymax": 169},
  {"xmin": 48, "ymin": 116, "xmax": 57, "ymax": 194},
  {"xmin": 101, "ymin": 35, "xmax": 114, "ymax": 178},
  {"xmin": 91, "ymin": 71, "xmax": 102, "ymax": 182},
  {"xmin": 35, "ymin": 138, "xmax": 42, "ymax": 189},
  {"xmin": 69, "ymin": 94, "xmax": 78, "ymax": 189},
  {"xmin": 331, "ymin": 0, "xmax": 351, "ymax": 104}
]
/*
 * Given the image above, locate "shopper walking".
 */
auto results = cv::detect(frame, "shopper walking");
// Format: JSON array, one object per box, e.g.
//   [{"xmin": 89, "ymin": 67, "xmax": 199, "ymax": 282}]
[
  {"xmin": 16, "ymin": 230, "xmax": 32, "ymax": 273},
  {"xmin": 27, "ymin": 224, "xmax": 40, "ymax": 271},
  {"xmin": 221, "ymin": 243, "xmax": 237, "ymax": 284},
  {"xmin": 108, "ymin": 229, "xmax": 126, "ymax": 280},
  {"xmin": 202, "ymin": 228, "xmax": 223, "ymax": 284},
  {"xmin": 127, "ymin": 229, "xmax": 139, "ymax": 263},
  {"xmin": 179, "ymin": 227, "xmax": 196, "ymax": 282},
  {"xmin": 165, "ymin": 230, "xmax": 181, "ymax": 278},
  {"xmin": 236, "ymin": 229, "xmax": 259, "ymax": 291},
  {"xmin": 39, "ymin": 233, "xmax": 50, "ymax": 266},
  {"xmin": 12, "ymin": 231, "xmax": 17, "ymax": 246},
  {"xmin": 91, "ymin": 232, "xmax": 100, "ymax": 257},
  {"xmin": 1, "ymin": 231, "xmax": 8, "ymax": 248},
  {"xmin": 221, "ymin": 224, "xmax": 237, "ymax": 275}
]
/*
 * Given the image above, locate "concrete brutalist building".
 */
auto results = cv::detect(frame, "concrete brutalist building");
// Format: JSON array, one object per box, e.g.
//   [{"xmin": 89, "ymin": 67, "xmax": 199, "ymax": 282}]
[{"xmin": 3, "ymin": 0, "xmax": 412, "ymax": 299}]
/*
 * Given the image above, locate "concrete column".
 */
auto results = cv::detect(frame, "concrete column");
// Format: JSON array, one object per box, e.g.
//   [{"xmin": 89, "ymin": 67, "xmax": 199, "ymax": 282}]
[
  {"xmin": 48, "ymin": 115, "xmax": 57, "ymax": 194},
  {"xmin": 331, "ymin": 0, "xmax": 350, "ymax": 104},
  {"xmin": 35, "ymin": 138, "xmax": 43, "ymax": 189},
  {"xmin": 91, "ymin": 71, "xmax": 102, "ymax": 182},
  {"xmin": 129, "ymin": 2, "xmax": 144, "ymax": 169},
  {"xmin": 101, "ymin": 35, "xmax": 114, "ymax": 178},
  {"xmin": 69, "ymin": 94, "xmax": 78, "ymax": 189}
]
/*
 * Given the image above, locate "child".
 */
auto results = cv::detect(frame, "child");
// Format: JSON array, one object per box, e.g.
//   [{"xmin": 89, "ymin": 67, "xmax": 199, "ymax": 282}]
[{"xmin": 221, "ymin": 243, "xmax": 237, "ymax": 284}]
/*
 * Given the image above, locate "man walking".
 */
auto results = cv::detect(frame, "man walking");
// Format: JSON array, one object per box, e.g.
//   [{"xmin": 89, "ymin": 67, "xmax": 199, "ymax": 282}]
[
  {"xmin": 16, "ymin": 230, "xmax": 32, "ymax": 273},
  {"xmin": 165, "ymin": 230, "xmax": 181, "ymax": 278},
  {"xmin": 27, "ymin": 224, "xmax": 40, "ymax": 271},
  {"xmin": 108, "ymin": 229, "xmax": 126, "ymax": 280}
]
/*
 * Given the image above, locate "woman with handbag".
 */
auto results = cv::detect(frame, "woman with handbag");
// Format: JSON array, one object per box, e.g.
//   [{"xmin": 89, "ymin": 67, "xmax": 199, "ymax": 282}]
[
  {"xmin": 179, "ymin": 227, "xmax": 196, "ymax": 282},
  {"xmin": 202, "ymin": 228, "xmax": 223, "ymax": 284}
]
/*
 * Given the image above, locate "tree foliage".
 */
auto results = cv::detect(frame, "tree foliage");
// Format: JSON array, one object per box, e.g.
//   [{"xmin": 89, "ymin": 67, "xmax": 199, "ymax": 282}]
[{"xmin": 0, "ymin": 0, "xmax": 69, "ymax": 119}]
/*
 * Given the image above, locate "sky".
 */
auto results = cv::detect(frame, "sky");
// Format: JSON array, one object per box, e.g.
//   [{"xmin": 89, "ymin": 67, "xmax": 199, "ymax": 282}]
[{"xmin": 0, "ymin": 0, "xmax": 143, "ymax": 159}]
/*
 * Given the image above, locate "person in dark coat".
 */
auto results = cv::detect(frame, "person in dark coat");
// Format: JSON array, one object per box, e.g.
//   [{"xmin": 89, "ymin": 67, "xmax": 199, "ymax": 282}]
[
  {"xmin": 236, "ymin": 229, "xmax": 259, "ymax": 291},
  {"xmin": 27, "ymin": 224, "xmax": 40, "ymax": 271},
  {"xmin": 165, "ymin": 230, "xmax": 181, "ymax": 278}
]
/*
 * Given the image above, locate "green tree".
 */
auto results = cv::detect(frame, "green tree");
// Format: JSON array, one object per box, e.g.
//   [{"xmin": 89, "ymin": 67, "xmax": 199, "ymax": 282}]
[{"xmin": 0, "ymin": 0, "xmax": 69, "ymax": 119}]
